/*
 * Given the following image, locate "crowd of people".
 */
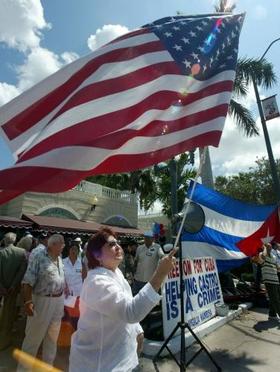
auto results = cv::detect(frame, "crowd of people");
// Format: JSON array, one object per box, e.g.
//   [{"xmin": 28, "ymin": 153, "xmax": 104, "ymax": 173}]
[
  {"xmin": 0, "ymin": 228, "xmax": 173, "ymax": 371},
  {"xmin": 1, "ymin": 226, "xmax": 280, "ymax": 371}
]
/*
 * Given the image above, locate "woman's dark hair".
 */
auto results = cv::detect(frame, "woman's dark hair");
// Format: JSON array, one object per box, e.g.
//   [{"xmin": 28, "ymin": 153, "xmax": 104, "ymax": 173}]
[{"xmin": 86, "ymin": 227, "xmax": 117, "ymax": 269}]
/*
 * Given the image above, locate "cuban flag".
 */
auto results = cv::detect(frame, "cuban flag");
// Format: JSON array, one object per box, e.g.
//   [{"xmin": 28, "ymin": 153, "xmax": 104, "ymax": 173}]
[{"xmin": 181, "ymin": 180, "xmax": 279, "ymax": 272}]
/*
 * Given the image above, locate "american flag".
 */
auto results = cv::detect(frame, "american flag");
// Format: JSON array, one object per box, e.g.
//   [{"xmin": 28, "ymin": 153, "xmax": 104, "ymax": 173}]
[{"xmin": 0, "ymin": 13, "xmax": 244, "ymax": 204}]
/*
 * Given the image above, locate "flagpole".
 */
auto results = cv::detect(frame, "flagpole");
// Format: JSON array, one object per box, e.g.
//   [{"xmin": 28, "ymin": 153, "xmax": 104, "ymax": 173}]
[
  {"xmin": 253, "ymin": 37, "xmax": 280, "ymax": 203},
  {"xmin": 173, "ymin": 148, "xmax": 207, "ymax": 250}
]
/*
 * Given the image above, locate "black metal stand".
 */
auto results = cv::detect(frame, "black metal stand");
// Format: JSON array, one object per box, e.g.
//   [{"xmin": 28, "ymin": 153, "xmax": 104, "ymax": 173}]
[{"xmin": 153, "ymin": 237, "xmax": 222, "ymax": 371}]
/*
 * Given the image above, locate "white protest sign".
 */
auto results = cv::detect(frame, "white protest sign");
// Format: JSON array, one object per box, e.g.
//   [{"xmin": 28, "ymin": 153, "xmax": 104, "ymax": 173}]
[{"xmin": 161, "ymin": 256, "xmax": 223, "ymax": 339}]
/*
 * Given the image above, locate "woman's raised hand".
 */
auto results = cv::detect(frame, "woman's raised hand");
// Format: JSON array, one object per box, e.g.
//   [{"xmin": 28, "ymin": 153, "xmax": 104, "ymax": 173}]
[{"xmin": 150, "ymin": 249, "xmax": 177, "ymax": 292}]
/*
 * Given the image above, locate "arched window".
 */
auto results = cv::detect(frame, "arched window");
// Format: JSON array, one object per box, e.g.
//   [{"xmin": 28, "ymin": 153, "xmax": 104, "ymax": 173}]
[{"xmin": 39, "ymin": 207, "xmax": 78, "ymax": 220}]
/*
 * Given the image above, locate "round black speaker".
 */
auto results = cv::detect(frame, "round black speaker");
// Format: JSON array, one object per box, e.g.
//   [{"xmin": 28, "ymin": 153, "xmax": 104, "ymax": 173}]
[{"xmin": 178, "ymin": 201, "xmax": 205, "ymax": 233}]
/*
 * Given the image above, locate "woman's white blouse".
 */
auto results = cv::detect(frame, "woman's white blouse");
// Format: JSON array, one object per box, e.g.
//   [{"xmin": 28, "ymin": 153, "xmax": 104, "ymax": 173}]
[
  {"xmin": 63, "ymin": 257, "xmax": 83, "ymax": 296},
  {"xmin": 69, "ymin": 267, "xmax": 161, "ymax": 372}
]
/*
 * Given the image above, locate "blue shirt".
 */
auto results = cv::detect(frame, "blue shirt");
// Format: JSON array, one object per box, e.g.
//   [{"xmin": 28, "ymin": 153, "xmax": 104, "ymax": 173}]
[{"xmin": 22, "ymin": 248, "xmax": 65, "ymax": 295}]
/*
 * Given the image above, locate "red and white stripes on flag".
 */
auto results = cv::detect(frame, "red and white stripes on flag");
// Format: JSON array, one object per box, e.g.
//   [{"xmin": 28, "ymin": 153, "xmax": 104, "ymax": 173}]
[{"xmin": 0, "ymin": 14, "xmax": 244, "ymax": 204}]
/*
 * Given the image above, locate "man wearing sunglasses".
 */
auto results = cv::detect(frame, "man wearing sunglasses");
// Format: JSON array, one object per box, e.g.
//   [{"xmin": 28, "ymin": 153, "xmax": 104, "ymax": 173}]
[{"xmin": 132, "ymin": 231, "xmax": 165, "ymax": 295}]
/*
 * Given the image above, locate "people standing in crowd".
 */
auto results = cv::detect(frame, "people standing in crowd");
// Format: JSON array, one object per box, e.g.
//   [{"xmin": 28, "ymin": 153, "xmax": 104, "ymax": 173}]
[
  {"xmin": 63, "ymin": 242, "xmax": 86, "ymax": 294},
  {"xmin": 0, "ymin": 232, "xmax": 27, "ymax": 350},
  {"xmin": 271, "ymin": 242, "xmax": 280, "ymax": 283},
  {"xmin": 18, "ymin": 234, "xmax": 66, "ymax": 370},
  {"xmin": 251, "ymin": 254, "xmax": 262, "ymax": 292},
  {"xmin": 259, "ymin": 243, "xmax": 280, "ymax": 321},
  {"xmin": 73, "ymin": 237, "xmax": 83, "ymax": 254},
  {"xmin": 17, "ymin": 235, "xmax": 33, "ymax": 259},
  {"xmin": 28, "ymin": 232, "xmax": 48, "ymax": 258},
  {"xmin": 132, "ymin": 231, "xmax": 165, "ymax": 295},
  {"xmin": 69, "ymin": 227, "xmax": 176, "ymax": 372},
  {"xmin": 63, "ymin": 242, "xmax": 87, "ymax": 329},
  {"xmin": 123, "ymin": 241, "xmax": 137, "ymax": 285}
]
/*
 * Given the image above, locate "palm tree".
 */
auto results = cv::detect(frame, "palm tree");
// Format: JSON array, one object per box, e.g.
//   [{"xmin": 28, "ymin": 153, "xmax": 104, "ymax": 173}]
[{"xmin": 200, "ymin": 0, "xmax": 276, "ymax": 188}]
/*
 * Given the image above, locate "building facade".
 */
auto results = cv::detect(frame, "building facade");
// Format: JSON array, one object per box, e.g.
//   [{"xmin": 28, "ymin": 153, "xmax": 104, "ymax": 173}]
[{"xmin": 0, "ymin": 180, "xmax": 138, "ymax": 228}]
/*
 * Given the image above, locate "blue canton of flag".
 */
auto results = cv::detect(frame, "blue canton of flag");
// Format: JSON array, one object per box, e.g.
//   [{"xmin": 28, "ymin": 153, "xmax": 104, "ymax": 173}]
[{"xmin": 146, "ymin": 13, "xmax": 244, "ymax": 80}]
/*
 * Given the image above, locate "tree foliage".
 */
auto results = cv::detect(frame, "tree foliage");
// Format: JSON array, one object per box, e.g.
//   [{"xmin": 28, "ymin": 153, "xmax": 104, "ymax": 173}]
[
  {"xmin": 87, "ymin": 153, "xmax": 196, "ymax": 216},
  {"xmin": 215, "ymin": 157, "xmax": 280, "ymax": 204}
]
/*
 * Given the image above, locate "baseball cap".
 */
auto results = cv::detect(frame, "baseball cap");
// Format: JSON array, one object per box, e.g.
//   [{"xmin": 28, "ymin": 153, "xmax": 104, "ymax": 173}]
[
  {"xmin": 144, "ymin": 231, "xmax": 154, "ymax": 238},
  {"xmin": 39, "ymin": 232, "xmax": 48, "ymax": 239}
]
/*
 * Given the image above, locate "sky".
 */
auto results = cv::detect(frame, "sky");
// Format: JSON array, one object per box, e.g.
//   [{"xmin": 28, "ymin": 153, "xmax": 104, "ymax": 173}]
[{"xmin": 0, "ymin": 0, "xmax": 280, "ymax": 179}]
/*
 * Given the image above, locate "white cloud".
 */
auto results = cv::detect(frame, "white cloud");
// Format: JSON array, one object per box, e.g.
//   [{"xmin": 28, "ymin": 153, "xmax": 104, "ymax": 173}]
[
  {"xmin": 0, "ymin": 82, "xmax": 19, "ymax": 106},
  {"xmin": 0, "ymin": 47, "xmax": 80, "ymax": 105},
  {"xmin": 0, "ymin": 0, "xmax": 50, "ymax": 51},
  {"xmin": 61, "ymin": 51, "xmax": 79, "ymax": 65},
  {"xmin": 87, "ymin": 24, "xmax": 129, "ymax": 51},
  {"xmin": 209, "ymin": 114, "xmax": 280, "ymax": 177},
  {"xmin": 16, "ymin": 47, "xmax": 62, "ymax": 91}
]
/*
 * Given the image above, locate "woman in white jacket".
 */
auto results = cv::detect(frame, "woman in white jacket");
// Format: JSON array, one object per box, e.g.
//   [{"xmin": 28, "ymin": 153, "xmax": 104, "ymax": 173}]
[{"xmin": 69, "ymin": 227, "xmax": 175, "ymax": 372}]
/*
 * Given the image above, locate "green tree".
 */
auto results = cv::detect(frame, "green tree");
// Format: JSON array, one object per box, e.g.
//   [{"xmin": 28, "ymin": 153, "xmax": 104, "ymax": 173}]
[
  {"xmin": 88, "ymin": 153, "xmax": 196, "ymax": 216},
  {"xmin": 153, "ymin": 154, "xmax": 196, "ymax": 218},
  {"xmin": 87, "ymin": 169, "xmax": 157, "ymax": 210},
  {"xmin": 215, "ymin": 157, "xmax": 280, "ymax": 204}
]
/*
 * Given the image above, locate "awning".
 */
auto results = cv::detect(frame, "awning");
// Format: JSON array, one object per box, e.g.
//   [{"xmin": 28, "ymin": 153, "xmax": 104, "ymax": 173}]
[
  {"xmin": 0, "ymin": 215, "xmax": 33, "ymax": 229},
  {"xmin": 22, "ymin": 214, "xmax": 143, "ymax": 237}
]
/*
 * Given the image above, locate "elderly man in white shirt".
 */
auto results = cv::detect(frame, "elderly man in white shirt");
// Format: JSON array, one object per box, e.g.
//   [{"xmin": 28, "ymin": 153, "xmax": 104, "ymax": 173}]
[
  {"xmin": 132, "ymin": 231, "xmax": 165, "ymax": 295},
  {"xmin": 18, "ymin": 234, "xmax": 66, "ymax": 370}
]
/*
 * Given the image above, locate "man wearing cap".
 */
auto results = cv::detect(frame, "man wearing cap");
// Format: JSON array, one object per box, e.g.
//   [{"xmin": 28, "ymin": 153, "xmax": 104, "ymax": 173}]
[
  {"xmin": 132, "ymin": 231, "xmax": 165, "ymax": 295},
  {"xmin": 73, "ymin": 237, "xmax": 83, "ymax": 254}
]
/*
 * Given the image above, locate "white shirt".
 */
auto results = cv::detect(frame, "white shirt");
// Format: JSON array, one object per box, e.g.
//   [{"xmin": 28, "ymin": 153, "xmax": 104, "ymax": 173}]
[
  {"xmin": 63, "ymin": 257, "xmax": 83, "ymax": 296},
  {"xmin": 134, "ymin": 243, "xmax": 164, "ymax": 282},
  {"xmin": 69, "ymin": 267, "xmax": 161, "ymax": 372},
  {"xmin": 29, "ymin": 243, "xmax": 46, "ymax": 259}
]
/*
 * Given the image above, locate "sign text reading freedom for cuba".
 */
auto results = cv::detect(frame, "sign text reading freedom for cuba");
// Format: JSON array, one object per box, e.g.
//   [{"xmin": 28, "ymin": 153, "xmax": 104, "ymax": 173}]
[{"xmin": 161, "ymin": 257, "xmax": 223, "ymax": 339}]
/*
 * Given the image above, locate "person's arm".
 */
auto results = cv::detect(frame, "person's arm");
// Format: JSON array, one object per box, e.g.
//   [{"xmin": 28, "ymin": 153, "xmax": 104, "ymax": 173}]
[
  {"xmin": 21, "ymin": 251, "xmax": 40, "ymax": 315},
  {"xmin": 259, "ymin": 245, "xmax": 267, "ymax": 262},
  {"xmin": 84, "ymin": 250, "xmax": 176, "ymax": 324},
  {"xmin": 10, "ymin": 253, "xmax": 27, "ymax": 290},
  {"xmin": 150, "ymin": 250, "xmax": 176, "ymax": 291},
  {"xmin": 23, "ymin": 283, "xmax": 34, "ymax": 316}
]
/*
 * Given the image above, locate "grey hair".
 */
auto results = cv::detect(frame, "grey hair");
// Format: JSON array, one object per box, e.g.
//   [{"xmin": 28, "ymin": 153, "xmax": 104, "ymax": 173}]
[
  {"xmin": 17, "ymin": 236, "xmax": 33, "ymax": 252},
  {"xmin": 4, "ymin": 232, "xmax": 17, "ymax": 246},
  {"xmin": 48, "ymin": 234, "xmax": 64, "ymax": 246}
]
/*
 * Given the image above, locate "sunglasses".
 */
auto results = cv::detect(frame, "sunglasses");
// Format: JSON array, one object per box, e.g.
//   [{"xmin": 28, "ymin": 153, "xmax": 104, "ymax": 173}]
[{"xmin": 107, "ymin": 240, "xmax": 120, "ymax": 247}]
